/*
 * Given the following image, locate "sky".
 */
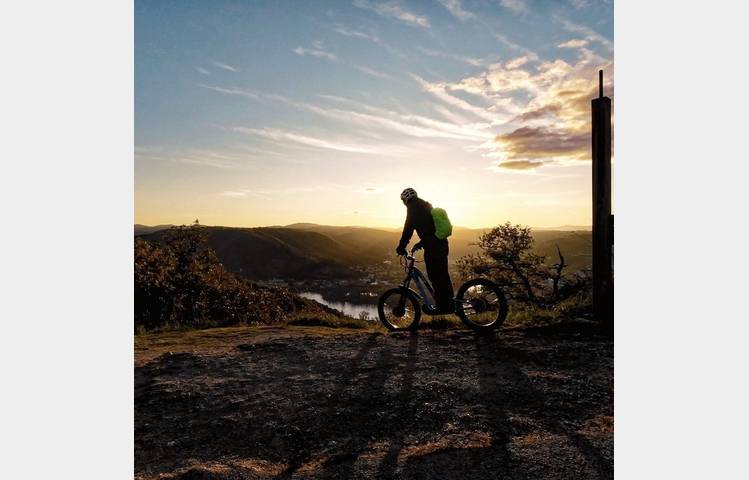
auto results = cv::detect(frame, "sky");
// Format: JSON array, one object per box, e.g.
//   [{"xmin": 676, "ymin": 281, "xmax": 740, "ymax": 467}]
[{"xmin": 135, "ymin": 0, "xmax": 613, "ymax": 229}]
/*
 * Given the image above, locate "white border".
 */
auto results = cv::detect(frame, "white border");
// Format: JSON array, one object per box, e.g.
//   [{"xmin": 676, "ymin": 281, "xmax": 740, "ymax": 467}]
[
  {"xmin": 616, "ymin": 1, "xmax": 749, "ymax": 477},
  {"xmin": 1, "ymin": 1, "xmax": 133, "ymax": 478}
]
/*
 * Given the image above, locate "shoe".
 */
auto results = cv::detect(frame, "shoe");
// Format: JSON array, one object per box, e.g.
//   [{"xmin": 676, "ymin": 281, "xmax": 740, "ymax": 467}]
[
  {"xmin": 422, "ymin": 304, "xmax": 438, "ymax": 315},
  {"xmin": 423, "ymin": 305, "xmax": 454, "ymax": 315}
]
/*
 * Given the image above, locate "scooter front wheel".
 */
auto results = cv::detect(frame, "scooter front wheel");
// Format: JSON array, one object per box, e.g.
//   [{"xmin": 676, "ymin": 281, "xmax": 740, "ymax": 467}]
[{"xmin": 377, "ymin": 288, "xmax": 422, "ymax": 332}]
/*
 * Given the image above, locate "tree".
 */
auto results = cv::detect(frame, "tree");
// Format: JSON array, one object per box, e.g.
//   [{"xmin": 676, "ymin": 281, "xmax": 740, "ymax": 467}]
[
  {"xmin": 457, "ymin": 222, "xmax": 586, "ymax": 307},
  {"xmin": 550, "ymin": 244, "xmax": 567, "ymax": 300}
]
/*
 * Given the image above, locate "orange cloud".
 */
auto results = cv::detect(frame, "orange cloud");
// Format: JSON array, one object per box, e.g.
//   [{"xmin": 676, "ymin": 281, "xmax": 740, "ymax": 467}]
[
  {"xmin": 497, "ymin": 160, "xmax": 544, "ymax": 170},
  {"xmin": 495, "ymin": 126, "xmax": 588, "ymax": 160}
]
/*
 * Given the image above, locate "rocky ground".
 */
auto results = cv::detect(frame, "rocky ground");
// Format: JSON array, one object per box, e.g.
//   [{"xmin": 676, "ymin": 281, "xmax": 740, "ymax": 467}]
[{"xmin": 135, "ymin": 321, "xmax": 613, "ymax": 479}]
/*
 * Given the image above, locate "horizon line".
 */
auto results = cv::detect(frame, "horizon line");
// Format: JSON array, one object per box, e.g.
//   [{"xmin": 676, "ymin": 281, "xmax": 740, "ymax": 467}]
[{"xmin": 134, "ymin": 221, "xmax": 593, "ymax": 231}]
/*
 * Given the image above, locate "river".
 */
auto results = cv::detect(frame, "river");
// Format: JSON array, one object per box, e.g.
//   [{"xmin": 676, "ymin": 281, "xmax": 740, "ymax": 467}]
[{"xmin": 299, "ymin": 292, "xmax": 379, "ymax": 320}]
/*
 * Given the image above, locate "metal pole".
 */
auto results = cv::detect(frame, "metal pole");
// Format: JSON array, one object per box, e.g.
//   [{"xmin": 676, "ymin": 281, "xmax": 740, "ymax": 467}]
[{"xmin": 592, "ymin": 70, "xmax": 613, "ymax": 335}]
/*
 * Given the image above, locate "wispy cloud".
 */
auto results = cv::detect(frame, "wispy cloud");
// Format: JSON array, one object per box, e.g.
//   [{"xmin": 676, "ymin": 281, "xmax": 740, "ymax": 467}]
[
  {"xmin": 416, "ymin": 46, "xmax": 485, "ymax": 67},
  {"xmin": 197, "ymin": 84, "xmax": 260, "ymax": 100},
  {"xmin": 198, "ymin": 84, "xmax": 295, "ymax": 107},
  {"xmin": 301, "ymin": 100, "xmax": 492, "ymax": 141},
  {"xmin": 500, "ymin": 0, "xmax": 527, "ymax": 13},
  {"xmin": 202, "ymin": 83, "xmax": 489, "ymax": 142},
  {"xmin": 195, "ymin": 66, "xmax": 211, "ymax": 75},
  {"xmin": 510, "ymin": 105, "xmax": 561, "ymax": 122},
  {"xmin": 353, "ymin": 0, "xmax": 430, "ymax": 28},
  {"xmin": 558, "ymin": 39, "xmax": 589, "ymax": 49},
  {"xmin": 136, "ymin": 145, "xmax": 288, "ymax": 172},
  {"xmin": 136, "ymin": 151, "xmax": 251, "ymax": 171},
  {"xmin": 332, "ymin": 25, "xmax": 381, "ymax": 44},
  {"xmin": 557, "ymin": 18, "xmax": 613, "ymax": 52},
  {"xmin": 410, "ymin": 73, "xmax": 506, "ymax": 123},
  {"xmin": 354, "ymin": 64, "xmax": 391, "ymax": 79},
  {"xmin": 506, "ymin": 56, "xmax": 530, "ymax": 69},
  {"xmin": 437, "ymin": 0, "xmax": 474, "ymax": 21},
  {"xmin": 175, "ymin": 157, "xmax": 242, "ymax": 169},
  {"xmin": 568, "ymin": 0, "xmax": 590, "ymax": 9},
  {"xmin": 433, "ymin": 104, "xmax": 470, "ymax": 124},
  {"xmin": 494, "ymin": 32, "xmax": 539, "ymax": 61},
  {"xmin": 212, "ymin": 61, "xmax": 238, "ymax": 72},
  {"xmin": 234, "ymin": 127, "xmax": 382, "ymax": 154},
  {"xmin": 232, "ymin": 144, "xmax": 284, "ymax": 157},
  {"xmin": 330, "ymin": 24, "xmax": 404, "ymax": 57},
  {"xmin": 218, "ymin": 185, "xmax": 337, "ymax": 200},
  {"xmin": 293, "ymin": 41, "xmax": 338, "ymax": 61}
]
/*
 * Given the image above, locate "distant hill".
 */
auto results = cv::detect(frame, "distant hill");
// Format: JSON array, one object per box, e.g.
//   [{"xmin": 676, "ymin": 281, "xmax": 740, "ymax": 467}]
[
  {"xmin": 281, "ymin": 224, "xmax": 591, "ymax": 269},
  {"xmin": 535, "ymin": 225, "xmax": 592, "ymax": 231},
  {"xmin": 285, "ymin": 222, "xmax": 401, "ymax": 233},
  {"xmin": 140, "ymin": 226, "xmax": 360, "ymax": 281},
  {"xmin": 285, "ymin": 223, "xmax": 494, "ymax": 261},
  {"xmin": 529, "ymin": 230, "xmax": 592, "ymax": 271},
  {"xmin": 134, "ymin": 224, "xmax": 173, "ymax": 236},
  {"xmin": 136, "ymin": 223, "xmax": 592, "ymax": 280}
]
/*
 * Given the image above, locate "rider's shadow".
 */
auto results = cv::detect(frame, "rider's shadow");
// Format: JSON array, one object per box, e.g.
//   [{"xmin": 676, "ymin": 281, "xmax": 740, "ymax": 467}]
[
  {"xmin": 392, "ymin": 332, "xmax": 515, "ymax": 479},
  {"xmin": 279, "ymin": 332, "xmax": 418, "ymax": 478},
  {"xmin": 278, "ymin": 332, "xmax": 379, "ymax": 477},
  {"xmin": 397, "ymin": 333, "xmax": 611, "ymax": 480},
  {"xmin": 372, "ymin": 332, "xmax": 420, "ymax": 479},
  {"xmin": 332, "ymin": 332, "xmax": 514, "ymax": 480},
  {"xmin": 326, "ymin": 331, "xmax": 421, "ymax": 479},
  {"xmin": 280, "ymin": 329, "xmax": 611, "ymax": 479}
]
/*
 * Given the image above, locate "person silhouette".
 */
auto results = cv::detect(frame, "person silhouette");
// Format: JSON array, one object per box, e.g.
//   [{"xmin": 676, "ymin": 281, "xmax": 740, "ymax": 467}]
[{"xmin": 395, "ymin": 188, "xmax": 455, "ymax": 314}]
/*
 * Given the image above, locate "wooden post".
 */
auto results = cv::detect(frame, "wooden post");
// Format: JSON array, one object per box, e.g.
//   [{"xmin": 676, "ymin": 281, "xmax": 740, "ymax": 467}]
[{"xmin": 592, "ymin": 70, "xmax": 613, "ymax": 335}]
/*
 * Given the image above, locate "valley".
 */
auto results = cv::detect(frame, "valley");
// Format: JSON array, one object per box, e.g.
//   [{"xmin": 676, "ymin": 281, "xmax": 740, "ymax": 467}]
[{"xmin": 136, "ymin": 223, "xmax": 592, "ymax": 310}]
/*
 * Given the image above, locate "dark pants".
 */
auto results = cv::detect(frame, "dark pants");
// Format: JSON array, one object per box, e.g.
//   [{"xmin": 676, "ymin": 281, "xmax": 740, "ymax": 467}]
[{"xmin": 424, "ymin": 239, "xmax": 454, "ymax": 311}]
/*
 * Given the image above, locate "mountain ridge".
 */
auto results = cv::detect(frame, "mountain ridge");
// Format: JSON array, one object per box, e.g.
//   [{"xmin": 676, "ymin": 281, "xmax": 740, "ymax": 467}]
[
  {"xmin": 135, "ymin": 222, "xmax": 592, "ymax": 235},
  {"xmin": 137, "ymin": 223, "xmax": 592, "ymax": 281}
]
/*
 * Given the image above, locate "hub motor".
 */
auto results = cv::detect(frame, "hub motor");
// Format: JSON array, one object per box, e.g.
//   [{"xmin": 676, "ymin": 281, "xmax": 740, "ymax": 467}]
[
  {"xmin": 470, "ymin": 298, "xmax": 488, "ymax": 314},
  {"xmin": 391, "ymin": 306, "xmax": 406, "ymax": 317}
]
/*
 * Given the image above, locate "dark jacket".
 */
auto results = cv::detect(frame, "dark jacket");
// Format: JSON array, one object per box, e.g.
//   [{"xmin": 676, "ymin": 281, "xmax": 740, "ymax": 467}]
[{"xmin": 398, "ymin": 198, "xmax": 444, "ymax": 251}]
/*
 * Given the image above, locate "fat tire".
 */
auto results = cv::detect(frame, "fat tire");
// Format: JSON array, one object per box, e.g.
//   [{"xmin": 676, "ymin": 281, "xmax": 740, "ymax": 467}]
[
  {"xmin": 455, "ymin": 278, "xmax": 508, "ymax": 332},
  {"xmin": 377, "ymin": 288, "xmax": 422, "ymax": 332}
]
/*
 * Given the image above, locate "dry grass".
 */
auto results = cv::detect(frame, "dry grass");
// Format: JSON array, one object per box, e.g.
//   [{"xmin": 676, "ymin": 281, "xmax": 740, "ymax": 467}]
[{"xmin": 284, "ymin": 312, "xmax": 380, "ymax": 330}]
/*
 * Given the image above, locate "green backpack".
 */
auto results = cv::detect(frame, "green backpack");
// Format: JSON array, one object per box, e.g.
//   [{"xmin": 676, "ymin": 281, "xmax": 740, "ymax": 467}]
[{"xmin": 431, "ymin": 207, "xmax": 453, "ymax": 240}]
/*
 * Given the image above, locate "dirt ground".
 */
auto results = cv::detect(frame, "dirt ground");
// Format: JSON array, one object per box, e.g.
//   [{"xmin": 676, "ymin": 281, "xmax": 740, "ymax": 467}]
[{"xmin": 135, "ymin": 322, "xmax": 613, "ymax": 479}]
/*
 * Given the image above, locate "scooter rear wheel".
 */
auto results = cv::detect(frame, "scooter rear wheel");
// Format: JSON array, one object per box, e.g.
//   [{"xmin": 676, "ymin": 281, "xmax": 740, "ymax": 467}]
[{"xmin": 455, "ymin": 278, "xmax": 508, "ymax": 332}]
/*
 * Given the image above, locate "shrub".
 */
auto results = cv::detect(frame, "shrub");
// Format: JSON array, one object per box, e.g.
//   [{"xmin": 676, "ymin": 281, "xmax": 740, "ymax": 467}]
[{"xmin": 135, "ymin": 224, "xmax": 302, "ymax": 331}]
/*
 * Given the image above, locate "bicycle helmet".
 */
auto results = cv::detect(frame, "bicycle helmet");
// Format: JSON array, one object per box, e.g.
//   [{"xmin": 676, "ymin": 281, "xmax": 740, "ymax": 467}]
[{"xmin": 400, "ymin": 187, "xmax": 417, "ymax": 204}]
